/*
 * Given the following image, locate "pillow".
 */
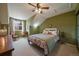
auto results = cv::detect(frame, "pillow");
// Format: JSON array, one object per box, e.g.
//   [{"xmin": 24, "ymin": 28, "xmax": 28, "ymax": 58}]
[
  {"xmin": 48, "ymin": 32, "xmax": 53, "ymax": 35},
  {"xmin": 48, "ymin": 31, "xmax": 57, "ymax": 35}
]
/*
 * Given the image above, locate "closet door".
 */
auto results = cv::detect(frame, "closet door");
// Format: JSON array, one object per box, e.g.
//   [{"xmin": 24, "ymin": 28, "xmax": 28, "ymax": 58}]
[{"xmin": 77, "ymin": 12, "xmax": 79, "ymax": 49}]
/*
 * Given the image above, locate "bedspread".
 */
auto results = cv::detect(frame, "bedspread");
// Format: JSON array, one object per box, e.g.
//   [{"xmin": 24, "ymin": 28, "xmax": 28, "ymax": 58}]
[{"xmin": 28, "ymin": 34, "xmax": 59, "ymax": 53}]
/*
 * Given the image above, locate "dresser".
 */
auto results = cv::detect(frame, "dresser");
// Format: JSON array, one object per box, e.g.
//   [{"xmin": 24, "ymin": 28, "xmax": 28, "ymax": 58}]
[{"xmin": 0, "ymin": 35, "xmax": 14, "ymax": 56}]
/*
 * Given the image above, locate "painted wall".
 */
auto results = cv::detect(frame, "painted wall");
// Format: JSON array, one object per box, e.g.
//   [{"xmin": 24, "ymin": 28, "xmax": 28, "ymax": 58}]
[
  {"xmin": 39, "ymin": 11, "xmax": 76, "ymax": 44},
  {"xmin": 75, "ymin": 4, "xmax": 79, "ymax": 14},
  {"xmin": 30, "ymin": 26, "xmax": 40, "ymax": 35},
  {"xmin": 75, "ymin": 4, "xmax": 79, "ymax": 48},
  {"xmin": 26, "ymin": 14, "xmax": 37, "ymax": 35},
  {"xmin": 0, "ymin": 3, "xmax": 8, "ymax": 24}
]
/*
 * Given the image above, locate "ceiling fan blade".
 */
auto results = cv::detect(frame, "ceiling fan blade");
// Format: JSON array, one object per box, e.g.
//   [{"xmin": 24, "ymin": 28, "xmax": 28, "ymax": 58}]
[
  {"xmin": 41, "ymin": 7, "xmax": 49, "ymax": 9},
  {"xmin": 28, "ymin": 3, "xmax": 36, "ymax": 7},
  {"xmin": 37, "ymin": 3, "xmax": 40, "ymax": 8}
]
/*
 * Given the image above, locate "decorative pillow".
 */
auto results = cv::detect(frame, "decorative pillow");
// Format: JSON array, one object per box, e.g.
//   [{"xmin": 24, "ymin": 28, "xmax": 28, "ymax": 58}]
[
  {"xmin": 48, "ymin": 32, "xmax": 53, "ymax": 35},
  {"xmin": 48, "ymin": 31, "xmax": 57, "ymax": 35},
  {"xmin": 43, "ymin": 28, "xmax": 59, "ymax": 35}
]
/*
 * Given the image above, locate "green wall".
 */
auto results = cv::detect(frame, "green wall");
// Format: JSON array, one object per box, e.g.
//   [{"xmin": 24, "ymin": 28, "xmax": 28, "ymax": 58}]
[
  {"xmin": 39, "ymin": 11, "xmax": 76, "ymax": 44},
  {"xmin": 26, "ymin": 14, "xmax": 37, "ymax": 35},
  {"xmin": 30, "ymin": 26, "xmax": 40, "ymax": 35}
]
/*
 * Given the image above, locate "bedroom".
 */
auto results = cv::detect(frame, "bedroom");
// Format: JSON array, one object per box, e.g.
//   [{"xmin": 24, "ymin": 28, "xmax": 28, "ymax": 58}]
[{"xmin": 0, "ymin": 3, "xmax": 79, "ymax": 56}]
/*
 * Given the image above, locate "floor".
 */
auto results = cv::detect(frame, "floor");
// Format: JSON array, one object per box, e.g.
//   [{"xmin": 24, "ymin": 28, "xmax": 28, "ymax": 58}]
[{"xmin": 12, "ymin": 37, "xmax": 79, "ymax": 56}]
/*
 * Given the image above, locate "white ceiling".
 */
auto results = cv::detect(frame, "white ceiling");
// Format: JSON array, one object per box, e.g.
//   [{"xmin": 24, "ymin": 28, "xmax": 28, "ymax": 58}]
[{"xmin": 8, "ymin": 3, "xmax": 77, "ymax": 26}]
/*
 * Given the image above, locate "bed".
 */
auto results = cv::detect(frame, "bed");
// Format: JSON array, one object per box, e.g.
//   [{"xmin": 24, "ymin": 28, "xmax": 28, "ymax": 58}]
[{"xmin": 28, "ymin": 28, "xmax": 59, "ymax": 55}]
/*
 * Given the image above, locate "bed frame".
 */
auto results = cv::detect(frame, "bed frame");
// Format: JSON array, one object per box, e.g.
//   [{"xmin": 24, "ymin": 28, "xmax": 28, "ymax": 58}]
[{"xmin": 28, "ymin": 28, "xmax": 59, "ymax": 56}]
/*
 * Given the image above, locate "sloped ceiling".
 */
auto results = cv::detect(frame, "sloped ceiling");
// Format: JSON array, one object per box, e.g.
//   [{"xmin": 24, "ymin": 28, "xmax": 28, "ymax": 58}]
[{"xmin": 8, "ymin": 3, "xmax": 77, "ymax": 26}]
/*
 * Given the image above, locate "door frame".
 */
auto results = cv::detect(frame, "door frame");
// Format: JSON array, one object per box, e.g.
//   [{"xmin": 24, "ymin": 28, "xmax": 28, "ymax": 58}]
[{"xmin": 76, "ymin": 10, "xmax": 79, "ymax": 50}]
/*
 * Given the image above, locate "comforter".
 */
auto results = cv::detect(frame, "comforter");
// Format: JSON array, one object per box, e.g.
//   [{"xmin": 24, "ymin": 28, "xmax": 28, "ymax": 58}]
[{"xmin": 28, "ymin": 34, "xmax": 59, "ymax": 55}]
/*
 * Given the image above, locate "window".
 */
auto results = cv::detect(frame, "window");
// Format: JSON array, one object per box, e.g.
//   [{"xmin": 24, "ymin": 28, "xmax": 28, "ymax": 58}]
[{"xmin": 13, "ymin": 20, "xmax": 23, "ymax": 31}]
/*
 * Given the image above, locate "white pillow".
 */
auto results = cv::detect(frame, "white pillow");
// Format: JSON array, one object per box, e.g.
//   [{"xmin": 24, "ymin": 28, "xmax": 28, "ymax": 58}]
[{"xmin": 48, "ymin": 31, "xmax": 57, "ymax": 35}]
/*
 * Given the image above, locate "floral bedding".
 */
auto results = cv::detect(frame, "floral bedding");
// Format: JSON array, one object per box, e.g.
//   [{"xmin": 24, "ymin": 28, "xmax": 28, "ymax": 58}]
[{"xmin": 28, "ymin": 34, "xmax": 59, "ymax": 55}]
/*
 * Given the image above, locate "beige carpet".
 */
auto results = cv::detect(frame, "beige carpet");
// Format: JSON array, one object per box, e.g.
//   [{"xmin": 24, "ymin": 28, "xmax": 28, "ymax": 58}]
[{"xmin": 12, "ymin": 37, "xmax": 79, "ymax": 56}]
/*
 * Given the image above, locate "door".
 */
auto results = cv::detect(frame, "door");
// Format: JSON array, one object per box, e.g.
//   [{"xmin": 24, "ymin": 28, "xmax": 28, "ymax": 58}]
[{"xmin": 77, "ymin": 12, "xmax": 79, "ymax": 49}]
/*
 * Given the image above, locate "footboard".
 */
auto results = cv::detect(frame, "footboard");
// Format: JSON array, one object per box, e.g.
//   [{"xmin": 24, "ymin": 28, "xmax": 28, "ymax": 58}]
[{"xmin": 28, "ymin": 37, "xmax": 49, "ymax": 55}]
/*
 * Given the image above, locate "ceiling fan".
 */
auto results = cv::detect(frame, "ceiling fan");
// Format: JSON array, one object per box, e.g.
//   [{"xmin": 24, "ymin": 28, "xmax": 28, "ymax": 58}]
[{"xmin": 28, "ymin": 3, "xmax": 49, "ymax": 14}]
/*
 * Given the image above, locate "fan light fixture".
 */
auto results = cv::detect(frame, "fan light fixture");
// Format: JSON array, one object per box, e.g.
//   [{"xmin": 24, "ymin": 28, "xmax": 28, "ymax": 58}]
[
  {"xmin": 35, "ymin": 8, "xmax": 42, "ymax": 13},
  {"xmin": 28, "ymin": 3, "xmax": 49, "ymax": 14}
]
